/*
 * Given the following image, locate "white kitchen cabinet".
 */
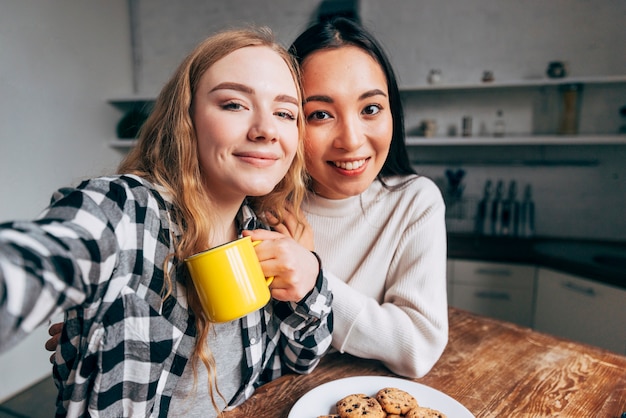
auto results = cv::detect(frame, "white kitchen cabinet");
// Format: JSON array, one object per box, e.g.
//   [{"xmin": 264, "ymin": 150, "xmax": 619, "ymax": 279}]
[
  {"xmin": 534, "ymin": 268, "xmax": 626, "ymax": 355},
  {"xmin": 448, "ymin": 259, "xmax": 536, "ymax": 326}
]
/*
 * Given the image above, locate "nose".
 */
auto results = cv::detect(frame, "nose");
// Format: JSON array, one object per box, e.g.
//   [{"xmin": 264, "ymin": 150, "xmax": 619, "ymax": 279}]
[
  {"xmin": 248, "ymin": 111, "xmax": 278, "ymax": 142},
  {"xmin": 332, "ymin": 115, "xmax": 365, "ymax": 151}
]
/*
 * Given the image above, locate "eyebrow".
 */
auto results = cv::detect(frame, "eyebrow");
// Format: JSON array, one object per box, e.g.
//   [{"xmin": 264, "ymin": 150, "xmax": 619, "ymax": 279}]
[
  {"xmin": 211, "ymin": 82, "xmax": 298, "ymax": 105},
  {"xmin": 304, "ymin": 88, "xmax": 388, "ymax": 104}
]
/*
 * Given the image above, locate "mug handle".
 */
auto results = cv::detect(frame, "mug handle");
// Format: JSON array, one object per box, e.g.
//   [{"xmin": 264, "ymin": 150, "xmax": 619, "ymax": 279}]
[{"xmin": 251, "ymin": 240, "xmax": 274, "ymax": 286}]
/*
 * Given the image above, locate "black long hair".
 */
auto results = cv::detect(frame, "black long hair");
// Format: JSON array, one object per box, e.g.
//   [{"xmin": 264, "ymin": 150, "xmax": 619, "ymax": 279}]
[{"xmin": 289, "ymin": 17, "xmax": 417, "ymax": 184}]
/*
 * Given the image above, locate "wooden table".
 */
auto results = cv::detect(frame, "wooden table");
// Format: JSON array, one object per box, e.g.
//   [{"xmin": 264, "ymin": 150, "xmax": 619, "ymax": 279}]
[{"xmin": 223, "ymin": 307, "xmax": 626, "ymax": 417}]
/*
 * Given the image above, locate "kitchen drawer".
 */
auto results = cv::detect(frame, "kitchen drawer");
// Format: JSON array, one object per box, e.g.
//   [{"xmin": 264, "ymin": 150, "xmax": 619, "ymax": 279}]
[
  {"xmin": 534, "ymin": 268, "xmax": 626, "ymax": 354},
  {"xmin": 452, "ymin": 259, "xmax": 536, "ymax": 289},
  {"xmin": 451, "ymin": 283, "xmax": 534, "ymax": 326}
]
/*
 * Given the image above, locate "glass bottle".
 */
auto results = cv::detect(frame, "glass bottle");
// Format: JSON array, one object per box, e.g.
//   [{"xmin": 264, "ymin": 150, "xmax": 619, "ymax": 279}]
[{"xmin": 494, "ymin": 109, "xmax": 505, "ymax": 137}]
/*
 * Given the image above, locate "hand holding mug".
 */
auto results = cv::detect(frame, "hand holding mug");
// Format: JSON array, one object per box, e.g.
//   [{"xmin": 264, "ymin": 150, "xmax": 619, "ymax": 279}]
[{"xmin": 242, "ymin": 229, "xmax": 320, "ymax": 302}]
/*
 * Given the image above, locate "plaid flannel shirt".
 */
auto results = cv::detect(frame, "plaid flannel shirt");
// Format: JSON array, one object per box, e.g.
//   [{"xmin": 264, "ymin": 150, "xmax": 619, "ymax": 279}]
[{"xmin": 0, "ymin": 174, "xmax": 333, "ymax": 417}]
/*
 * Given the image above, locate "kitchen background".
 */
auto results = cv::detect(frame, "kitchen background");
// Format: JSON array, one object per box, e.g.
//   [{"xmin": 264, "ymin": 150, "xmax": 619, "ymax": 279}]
[{"xmin": 1, "ymin": 0, "xmax": 624, "ymax": 404}]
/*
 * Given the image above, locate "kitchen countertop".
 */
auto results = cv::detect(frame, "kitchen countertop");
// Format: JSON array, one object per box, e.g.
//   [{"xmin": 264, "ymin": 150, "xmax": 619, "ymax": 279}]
[{"xmin": 447, "ymin": 233, "xmax": 626, "ymax": 289}]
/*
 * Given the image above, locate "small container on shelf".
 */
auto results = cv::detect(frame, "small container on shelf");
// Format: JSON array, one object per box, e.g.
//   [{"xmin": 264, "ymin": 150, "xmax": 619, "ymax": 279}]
[
  {"xmin": 546, "ymin": 61, "xmax": 568, "ymax": 79},
  {"xmin": 462, "ymin": 116, "xmax": 472, "ymax": 137},
  {"xmin": 427, "ymin": 69, "xmax": 442, "ymax": 85},
  {"xmin": 493, "ymin": 110, "xmax": 505, "ymax": 137}
]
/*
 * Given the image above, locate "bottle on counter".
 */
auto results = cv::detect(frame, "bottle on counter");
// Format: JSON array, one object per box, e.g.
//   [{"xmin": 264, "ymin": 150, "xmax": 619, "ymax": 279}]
[
  {"xmin": 475, "ymin": 180, "xmax": 494, "ymax": 235},
  {"xmin": 519, "ymin": 184, "xmax": 535, "ymax": 237},
  {"xmin": 494, "ymin": 109, "xmax": 505, "ymax": 137},
  {"xmin": 500, "ymin": 180, "xmax": 519, "ymax": 236},
  {"xmin": 492, "ymin": 180, "xmax": 504, "ymax": 235}
]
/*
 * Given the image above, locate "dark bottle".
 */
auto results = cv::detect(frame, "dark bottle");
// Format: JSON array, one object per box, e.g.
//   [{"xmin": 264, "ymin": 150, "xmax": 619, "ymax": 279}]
[
  {"xmin": 492, "ymin": 180, "xmax": 504, "ymax": 236},
  {"xmin": 493, "ymin": 110, "xmax": 505, "ymax": 137},
  {"xmin": 519, "ymin": 185, "xmax": 535, "ymax": 237},
  {"xmin": 475, "ymin": 180, "xmax": 494, "ymax": 235},
  {"xmin": 500, "ymin": 181, "xmax": 519, "ymax": 236}
]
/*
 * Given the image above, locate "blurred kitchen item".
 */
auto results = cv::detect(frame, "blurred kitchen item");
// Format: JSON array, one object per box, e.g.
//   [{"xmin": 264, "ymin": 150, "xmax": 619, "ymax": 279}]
[
  {"xmin": 482, "ymin": 70, "xmax": 494, "ymax": 83},
  {"xmin": 475, "ymin": 180, "xmax": 494, "ymax": 235},
  {"xmin": 500, "ymin": 180, "xmax": 519, "ymax": 236},
  {"xmin": 493, "ymin": 109, "xmax": 505, "ymax": 137},
  {"xmin": 546, "ymin": 61, "xmax": 568, "ymax": 78},
  {"xmin": 519, "ymin": 184, "xmax": 535, "ymax": 237},
  {"xmin": 445, "ymin": 168, "xmax": 466, "ymax": 200},
  {"xmin": 478, "ymin": 122, "xmax": 489, "ymax": 136},
  {"xmin": 492, "ymin": 180, "xmax": 504, "ymax": 235},
  {"xmin": 619, "ymin": 105, "xmax": 626, "ymax": 134},
  {"xmin": 418, "ymin": 119, "xmax": 437, "ymax": 137},
  {"xmin": 117, "ymin": 109, "xmax": 148, "ymax": 139},
  {"xmin": 462, "ymin": 116, "xmax": 472, "ymax": 137},
  {"xmin": 427, "ymin": 69, "xmax": 442, "ymax": 85},
  {"xmin": 477, "ymin": 180, "xmax": 535, "ymax": 238},
  {"xmin": 559, "ymin": 83, "xmax": 582, "ymax": 135}
]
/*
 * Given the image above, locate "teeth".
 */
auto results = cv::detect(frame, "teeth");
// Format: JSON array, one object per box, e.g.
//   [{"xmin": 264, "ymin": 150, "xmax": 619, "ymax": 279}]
[{"xmin": 333, "ymin": 159, "xmax": 366, "ymax": 170}]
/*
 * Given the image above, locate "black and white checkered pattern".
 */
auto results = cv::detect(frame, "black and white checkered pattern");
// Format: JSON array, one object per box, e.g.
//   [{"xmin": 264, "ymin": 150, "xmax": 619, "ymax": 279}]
[{"xmin": 0, "ymin": 174, "xmax": 333, "ymax": 417}]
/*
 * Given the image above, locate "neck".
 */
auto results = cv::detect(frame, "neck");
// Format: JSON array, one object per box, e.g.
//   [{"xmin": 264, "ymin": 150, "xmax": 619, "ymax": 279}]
[{"xmin": 202, "ymin": 189, "xmax": 245, "ymax": 247}]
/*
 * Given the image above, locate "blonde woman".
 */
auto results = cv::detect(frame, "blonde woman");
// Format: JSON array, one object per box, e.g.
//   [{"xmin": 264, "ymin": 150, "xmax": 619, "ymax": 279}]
[{"xmin": 0, "ymin": 27, "xmax": 332, "ymax": 417}]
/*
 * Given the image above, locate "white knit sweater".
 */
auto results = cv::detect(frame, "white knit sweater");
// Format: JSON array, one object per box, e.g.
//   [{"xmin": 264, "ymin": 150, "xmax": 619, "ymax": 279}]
[{"xmin": 303, "ymin": 175, "xmax": 448, "ymax": 378}]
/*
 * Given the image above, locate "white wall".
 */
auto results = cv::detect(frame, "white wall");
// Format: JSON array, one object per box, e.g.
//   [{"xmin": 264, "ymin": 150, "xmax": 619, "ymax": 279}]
[
  {"xmin": 358, "ymin": 0, "xmax": 626, "ymax": 240},
  {"xmin": 360, "ymin": 0, "xmax": 626, "ymax": 87},
  {"xmin": 133, "ymin": 0, "xmax": 321, "ymax": 95},
  {"xmin": 0, "ymin": 0, "xmax": 132, "ymax": 401}
]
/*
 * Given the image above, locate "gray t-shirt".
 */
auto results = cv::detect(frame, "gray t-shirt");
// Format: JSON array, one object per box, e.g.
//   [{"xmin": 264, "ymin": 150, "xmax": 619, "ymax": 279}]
[{"xmin": 169, "ymin": 320, "xmax": 243, "ymax": 417}]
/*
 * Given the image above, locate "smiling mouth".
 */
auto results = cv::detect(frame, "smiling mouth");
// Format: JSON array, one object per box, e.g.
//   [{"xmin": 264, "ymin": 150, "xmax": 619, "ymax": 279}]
[
  {"xmin": 235, "ymin": 151, "xmax": 280, "ymax": 168},
  {"xmin": 331, "ymin": 159, "xmax": 367, "ymax": 171}
]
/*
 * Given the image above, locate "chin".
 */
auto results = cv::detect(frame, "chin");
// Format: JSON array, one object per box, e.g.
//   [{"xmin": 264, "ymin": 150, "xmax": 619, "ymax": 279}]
[{"xmin": 245, "ymin": 184, "xmax": 280, "ymax": 197}]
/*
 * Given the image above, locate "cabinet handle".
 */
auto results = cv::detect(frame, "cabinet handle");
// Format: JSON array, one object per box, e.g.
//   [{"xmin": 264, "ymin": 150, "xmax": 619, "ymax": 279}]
[
  {"xmin": 475, "ymin": 291, "xmax": 511, "ymax": 300},
  {"xmin": 562, "ymin": 281, "xmax": 596, "ymax": 297},
  {"xmin": 475, "ymin": 268, "xmax": 512, "ymax": 277}
]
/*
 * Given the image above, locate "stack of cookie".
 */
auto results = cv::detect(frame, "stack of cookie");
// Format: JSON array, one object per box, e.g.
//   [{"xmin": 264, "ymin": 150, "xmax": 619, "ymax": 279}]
[{"xmin": 318, "ymin": 387, "xmax": 446, "ymax": 418}]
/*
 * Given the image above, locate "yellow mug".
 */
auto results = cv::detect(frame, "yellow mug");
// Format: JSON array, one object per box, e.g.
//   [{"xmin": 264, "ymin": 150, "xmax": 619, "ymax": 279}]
[{"xmin": 184, "ymin": 236, "xmax": 273, "ymax": 323}]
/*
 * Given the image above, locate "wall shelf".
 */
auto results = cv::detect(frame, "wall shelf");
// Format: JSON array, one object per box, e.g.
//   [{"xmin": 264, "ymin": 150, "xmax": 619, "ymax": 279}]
[
  {"xmin": 109, "ymin": 139, "xmax": 138, "ymax": 148},
  {"xmin": 108, "ymin": 97, "xmax": 155, "ymax": 110},
  {"xmin": 111, "ymin": 135, "xmax": 626, "ymax": 150},
  {"xmin": 107, "ymin": 79, "xmax": 626, "ymax": 149},
  {"xmin": 406, "ymin": 135, "xmax": 626, "ymax": 146},
  {"xmin": 399, "ymin": 74, "xmax": 626, "ymax": 93}
]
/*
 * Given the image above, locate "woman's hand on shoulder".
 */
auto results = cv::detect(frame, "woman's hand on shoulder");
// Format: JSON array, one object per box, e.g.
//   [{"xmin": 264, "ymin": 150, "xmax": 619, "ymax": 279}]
[
  {"xmin": 242, "ymin": 229, "xmax": 319, "ymax": 303},
  {"xmin": 45, "ymin": 322, "xmax": 63, "ymax": 362},
  {"xmin": 265, "ymin": 207, "xmax": 314, "ymax": 251}
]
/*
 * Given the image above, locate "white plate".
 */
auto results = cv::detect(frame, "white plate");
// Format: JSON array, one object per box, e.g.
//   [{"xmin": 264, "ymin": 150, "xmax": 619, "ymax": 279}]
[{"xmin": 288, "ymin": 375, "xmax": 474, "ymax": 418}]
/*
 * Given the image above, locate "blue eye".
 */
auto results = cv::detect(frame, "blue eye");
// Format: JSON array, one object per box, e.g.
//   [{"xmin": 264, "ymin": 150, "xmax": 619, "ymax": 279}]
[
  {"xmin": 276, "ymin": 111, "xmax": 296, "ymax": 121},
  {"xmin": 221, "ymin": 101, "xmax": 245, "ymax": 111}
]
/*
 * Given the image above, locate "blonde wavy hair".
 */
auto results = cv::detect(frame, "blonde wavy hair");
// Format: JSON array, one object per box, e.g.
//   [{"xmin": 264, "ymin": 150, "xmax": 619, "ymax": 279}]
[{"xmin": 117, "ymin": 27, "xmax": 307, "ymax": 413}]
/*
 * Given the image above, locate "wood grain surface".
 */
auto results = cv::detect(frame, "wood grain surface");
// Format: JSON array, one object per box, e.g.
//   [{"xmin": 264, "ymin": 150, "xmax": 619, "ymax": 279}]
[{"xmin": 223, "ymin": 308, "xmax": 626, "ymax": 418}]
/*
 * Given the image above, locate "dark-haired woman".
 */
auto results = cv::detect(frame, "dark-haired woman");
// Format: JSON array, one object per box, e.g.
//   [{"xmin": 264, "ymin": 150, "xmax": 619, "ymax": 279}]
[{"xmin": 251, "ymin": 17, "xmax": 448, "ymax": 378}]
